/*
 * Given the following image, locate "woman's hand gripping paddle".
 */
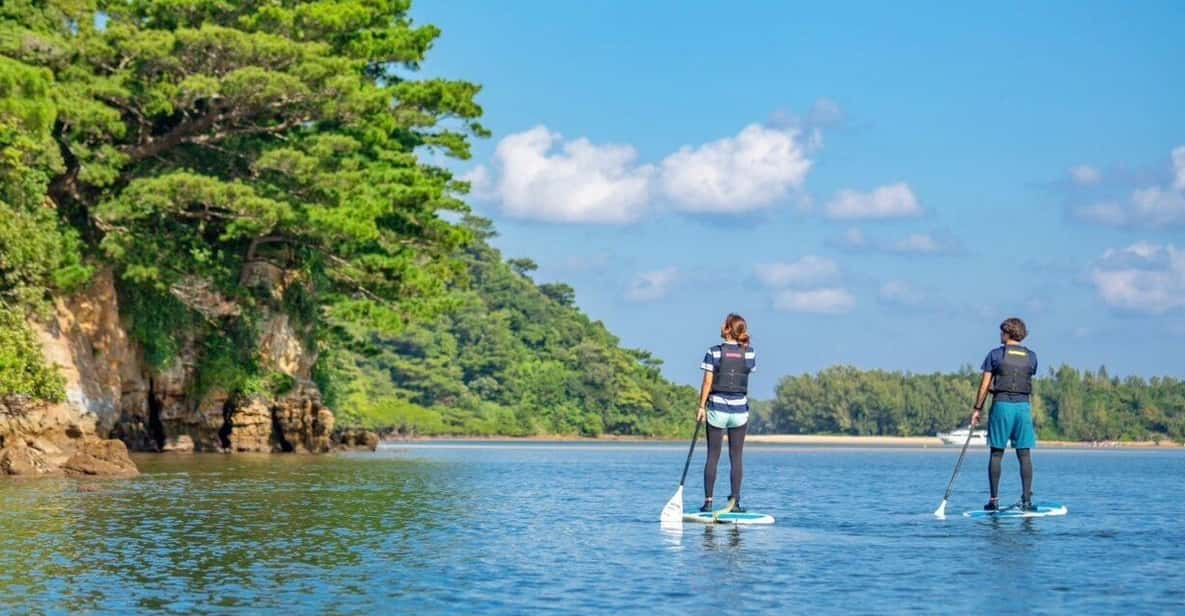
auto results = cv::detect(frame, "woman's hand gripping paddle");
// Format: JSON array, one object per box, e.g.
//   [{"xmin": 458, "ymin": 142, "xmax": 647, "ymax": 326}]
[
  {"xmin": 934, "ymin": 421, "xmax": 977, "ymax": 518},
  {"xmin": 660, "ymin": 420, "xmax": 703, "ymax": 526}
]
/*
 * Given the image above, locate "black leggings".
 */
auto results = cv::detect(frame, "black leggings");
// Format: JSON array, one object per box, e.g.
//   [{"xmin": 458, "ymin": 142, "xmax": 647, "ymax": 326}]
[
  {"xmin": 989, "ymin": 447, "xmax": 1033, "ymax": 500},
  {"xmin": 704, "ymin": 422, "xmax": 747, "ymax": 500}
]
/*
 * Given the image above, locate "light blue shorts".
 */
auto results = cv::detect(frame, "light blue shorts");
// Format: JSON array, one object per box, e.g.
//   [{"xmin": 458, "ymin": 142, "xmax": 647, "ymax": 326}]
[{"xmin": 707, "ymin": 410, "xmax": 749, "ymax": 429}]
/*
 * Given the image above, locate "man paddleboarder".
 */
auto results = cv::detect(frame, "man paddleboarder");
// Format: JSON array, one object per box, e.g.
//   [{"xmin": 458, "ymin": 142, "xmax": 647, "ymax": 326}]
[{"xmin": 971, "ymin": 317, "xmax": 1039, "ymax": 512}]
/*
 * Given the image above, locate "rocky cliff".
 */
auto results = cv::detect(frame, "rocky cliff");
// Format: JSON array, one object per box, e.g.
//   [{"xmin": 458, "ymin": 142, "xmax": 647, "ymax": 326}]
[
  {"xmin": 0, "ymin": 394, "xmax": 138, "ymax": 477},
  {"xmin": 2, "ymin": 268, "xmax": 350, "ymax": 477}
]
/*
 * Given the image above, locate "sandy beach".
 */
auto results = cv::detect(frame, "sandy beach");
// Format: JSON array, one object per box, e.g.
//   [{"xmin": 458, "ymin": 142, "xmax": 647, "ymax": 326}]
[
  {"xmin": 399, "ymin": 433, "xmax": 1182, "ymax": 449},
  {"xmin": 745, "ymin": 434, "xmax": 1182, "ymax": 448}
]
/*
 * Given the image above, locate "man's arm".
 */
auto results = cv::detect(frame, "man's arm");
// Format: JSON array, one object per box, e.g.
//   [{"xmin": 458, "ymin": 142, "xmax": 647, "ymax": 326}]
[{"xmin": 971, "ymin": 372, "xmax": 992, "ymax": 426}]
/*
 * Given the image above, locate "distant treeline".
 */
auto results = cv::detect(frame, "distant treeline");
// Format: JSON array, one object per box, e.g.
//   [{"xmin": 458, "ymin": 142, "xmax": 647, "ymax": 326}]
[{"xmin": 750, "ymin": 365, "xmax": 1185, "ymax": 442}]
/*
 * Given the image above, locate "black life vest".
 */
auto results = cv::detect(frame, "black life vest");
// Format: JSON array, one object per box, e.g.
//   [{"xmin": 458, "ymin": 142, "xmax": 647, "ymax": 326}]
[
  {"xmin": 712, "ymin": 343, "xmax": 751, "ymax": 395},
  {"xmin": 991, "ymin": 345, "xmax": 1033, "ymax": 395}
]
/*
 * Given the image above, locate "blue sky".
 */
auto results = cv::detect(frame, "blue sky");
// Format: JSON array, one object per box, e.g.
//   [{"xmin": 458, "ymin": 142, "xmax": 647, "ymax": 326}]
[{"xmin": 411, "ymin": 1, "xmax": 1185, "ymax": 396}]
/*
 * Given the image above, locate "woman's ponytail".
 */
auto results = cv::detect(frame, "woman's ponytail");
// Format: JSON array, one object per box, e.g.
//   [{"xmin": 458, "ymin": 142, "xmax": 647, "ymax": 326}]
[{"xmin": 721, "ymin": 313, "xmax": 751, "ymax": 347}]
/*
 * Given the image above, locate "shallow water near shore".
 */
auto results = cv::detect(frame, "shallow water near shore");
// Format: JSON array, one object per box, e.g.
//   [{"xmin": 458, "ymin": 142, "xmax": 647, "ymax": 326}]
[{"xmin": 1, "ymin": 442, "xmax": 1182, "ymax": 614}]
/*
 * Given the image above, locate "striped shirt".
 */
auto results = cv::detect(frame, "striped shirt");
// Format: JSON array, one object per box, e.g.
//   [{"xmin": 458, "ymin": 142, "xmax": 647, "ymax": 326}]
[{"xmin": 701, "ymin": 343, "xmax": 757, "ymax": 413}]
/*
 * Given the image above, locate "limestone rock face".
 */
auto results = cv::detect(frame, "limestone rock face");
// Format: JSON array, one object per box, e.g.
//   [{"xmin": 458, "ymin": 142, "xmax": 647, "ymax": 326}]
[
  {"xmin": 161, "ymin": 434, "xmax": 195, "ymax": 453},
  {"xmin": 11, "ymin": 263, "xmax": 345, "ymax": 479},
  {"xmin": 258, "ymin": 313, "xmax": 316, "ymax": 382},
  {"xmin": 0, "ymin": 395, "xmax": 136, "ymax": 477},
  {"xmin": 0, "ymin": 441, "xmax": 61, "ymax": 476},
  {"xmin": 271, "ymin": 384, "xmax": 334, "ymax": 453},
  {"xmin": 225, "ymin": 384, "xmax": 334, "ymax": 453},
  {"xmin": 28, "ymin": 269, "xmax": 132, "ymax": 435},
  {"xmin": 227, "ymin": 396, "xmax": 274, "ymax": 453},
  {"xmin": 333, "ymin": 428, "xmax": 381, "ymax": 452},
  {"xmin": 60, "ymin": 438, "xmax": 139, "ymax": 478}
]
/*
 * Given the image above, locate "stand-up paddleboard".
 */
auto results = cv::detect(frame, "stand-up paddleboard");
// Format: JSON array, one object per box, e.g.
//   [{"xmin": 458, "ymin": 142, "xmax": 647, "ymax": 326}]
[
  {"xmin": 683, "ymin": 510, "xmax": 775, "ymax": 525},
  {"xmin": 963, "ymin": 503, "xmax": 1067, "ymax": 519}
]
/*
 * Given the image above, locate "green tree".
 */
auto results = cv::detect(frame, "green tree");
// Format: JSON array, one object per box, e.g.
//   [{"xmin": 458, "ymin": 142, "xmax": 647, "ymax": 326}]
[{"xmin": 2, "ymin": 0, "xmax": 486, "ymax": 399}]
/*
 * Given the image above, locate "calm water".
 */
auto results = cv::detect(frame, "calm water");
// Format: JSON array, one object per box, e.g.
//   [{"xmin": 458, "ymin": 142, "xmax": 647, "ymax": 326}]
[{"xmin": 1, "ymin": 442, "xmax": 1182, "ymax": 614}]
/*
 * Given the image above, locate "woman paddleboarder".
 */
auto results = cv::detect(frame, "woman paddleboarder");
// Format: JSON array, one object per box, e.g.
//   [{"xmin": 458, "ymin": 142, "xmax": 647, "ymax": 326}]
[{"xmin": 696, "ymin": 313, "xmax": 756, "ymax": 513}]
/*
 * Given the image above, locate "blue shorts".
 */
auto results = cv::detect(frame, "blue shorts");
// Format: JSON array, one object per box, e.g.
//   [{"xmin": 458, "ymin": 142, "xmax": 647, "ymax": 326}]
[{"xmin": 988, "ymin": 400, "xmax": 1036, "ymax": 449}]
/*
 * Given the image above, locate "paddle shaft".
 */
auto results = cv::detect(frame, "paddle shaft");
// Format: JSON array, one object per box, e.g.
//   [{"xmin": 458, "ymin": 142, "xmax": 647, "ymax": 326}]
[
  {"xmin": 678, "ymin": 421, "xmax": 703, "ymax": 487},
  {"xmin": 941, "ymin": 423, "xmax": 977, "ymax": 501}
]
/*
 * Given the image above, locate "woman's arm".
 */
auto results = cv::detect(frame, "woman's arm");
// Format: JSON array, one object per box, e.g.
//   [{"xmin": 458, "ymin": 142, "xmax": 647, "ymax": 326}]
[{"xmin": 696, "ymin": 371, "xmax": 714, "ymax": 422}]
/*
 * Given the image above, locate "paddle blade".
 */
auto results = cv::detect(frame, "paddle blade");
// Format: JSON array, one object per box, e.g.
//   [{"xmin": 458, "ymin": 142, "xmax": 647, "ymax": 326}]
[
  {"xmin": 660, "ymin": 486, "xmax": 684, "ymax": 524},
  {"xmin": 933, "ymin": 499, "xmax": 947, "ymax": 518}
]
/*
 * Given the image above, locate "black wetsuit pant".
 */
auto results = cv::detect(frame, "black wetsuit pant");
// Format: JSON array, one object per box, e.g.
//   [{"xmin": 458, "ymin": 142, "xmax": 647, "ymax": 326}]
[
  {"xmin": 704, "ymin": 422, "xmax": 747, "ymax": 501},
  {"xmin": 989, "ymin": 447, "xmax": 1033, "ymax": 501}
]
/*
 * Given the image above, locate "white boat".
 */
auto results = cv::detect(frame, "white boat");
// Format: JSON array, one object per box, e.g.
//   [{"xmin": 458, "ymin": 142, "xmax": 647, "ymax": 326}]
[{"xmin": 937, "ymin": 427, "xmax": 988, "ymax": 446}]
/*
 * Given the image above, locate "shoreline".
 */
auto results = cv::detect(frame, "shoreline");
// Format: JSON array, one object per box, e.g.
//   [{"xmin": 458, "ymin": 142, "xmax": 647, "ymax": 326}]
[{"xmin": 391, "ymin": 434, "xmax": 1182, "ymax": 449}]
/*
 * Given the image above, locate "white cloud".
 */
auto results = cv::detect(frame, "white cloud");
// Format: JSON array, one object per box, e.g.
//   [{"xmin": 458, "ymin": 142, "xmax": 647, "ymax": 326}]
[
  {"xmin": 1174, "ymin": 146, "xmax": 1185, "ymax": 191},
  {"xmin": 754, "ymin": 256, "xmax": 838, "ymax": 288},
  {"xmin": 773, "ymin": 288, "xmax": 855, "ymax": 314},
  {"xmin": 757, "ymin": 255, "xmax": 851, "ymax": 315},
  {"xmin": 659, "ymin": 124, "xmax": 812, "ymax": 212},
  {"xmin": 878, "ymin": 280, "xmax": 927, "ymax": 307},
  {"xmin": 768, "ymin": 98, "xmax": 845, "ymax": 150},
  {"xmin": 825, "ymin": 182, "xmax": 922, "ymax": 220},
  {"xmin": 1075, "ymin": 202, "xmax": 1128, "ymax": 226},
  {"xmin": 470, "ymin": 125, "xmax": 654, "ymax": 224},
  {"xmin": 471, "ymin": 121, "xmax": 820, "ymax": 222},
  {"xmin": 1129, "ymin": 187, "xmax": 1185, "ymax": 226},
  {"xmin": 833, "ymin": 227, "xmax": 959, "ymax": 256},
  {"xmin": 1069, "ymin": 164, "xmax": 1102, "ymax": 186},
  {"xmin": 1090, "ymin": 242, "xmax": 1185, "ymax": 314},
  {"xmin": 893, "ymin": 233, "xmax": 942, "ymax": 254},
  {"xmin": 837, "ymin": 227, "xmax": 867, "ymax": 248},
  {"xmin": 625, "ymin": 267, "xmax": 680, "ymax": 302},
  {"xmin": 459, "ymin": 164, "xmax": 492, "ymax": 198},
  {"xmin": 806, "ymin": 97, "xmax": 845, "ymax": 128},
  {"xmin": 1072, "ymin": 146, "xmax": 1185, "ymax": 228},
  {"xmin": 556, "ymin": 253, "xmax": 611, "ymax": 273}
]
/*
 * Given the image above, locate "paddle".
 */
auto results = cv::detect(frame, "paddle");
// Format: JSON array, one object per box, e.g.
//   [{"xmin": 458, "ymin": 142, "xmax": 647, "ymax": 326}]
[
  {"xmin": 660, "ymin": 420, "xmax": 703, "ymax": 524},
  {"xmin": 933, "ymin": 422, "xmax": 977, "ymax": 518}
]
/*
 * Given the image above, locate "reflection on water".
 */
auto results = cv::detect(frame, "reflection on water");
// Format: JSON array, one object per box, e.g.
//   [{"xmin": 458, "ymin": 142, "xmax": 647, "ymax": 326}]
[
  {"xmin": 0, "ymin": 454, "xmax": 454, "ymax": 613},
  {"xmin": 0, "ymin": 444, "xmax": 1182, "ymax": 614},
  {"xmin": 702, "ymin": 525, "xmax": 744, "ymax": 551}
]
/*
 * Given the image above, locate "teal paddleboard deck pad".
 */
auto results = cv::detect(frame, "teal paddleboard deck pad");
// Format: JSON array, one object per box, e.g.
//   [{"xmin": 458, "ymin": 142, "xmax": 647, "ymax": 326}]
[
  {"xmin": 682, "ymin": 511, "xmax": 775, "ymax": 525},
  {"xmin": 963, "ymin": 503, "xmax": 1067, "ymax": 519}
]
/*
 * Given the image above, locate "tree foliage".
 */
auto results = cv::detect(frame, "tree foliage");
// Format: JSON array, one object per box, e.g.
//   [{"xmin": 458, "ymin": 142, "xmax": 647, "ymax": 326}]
[
  {"xmin": 321, "ymin": 217, "xmax": 698, "ymax": 437},
  {"xmin": 0, "ymin": 303, "xmax": 65, "ymax": 400},
  {"xmin": 1, "ymin": 0, "xmax": 486, "ymax": 398}
]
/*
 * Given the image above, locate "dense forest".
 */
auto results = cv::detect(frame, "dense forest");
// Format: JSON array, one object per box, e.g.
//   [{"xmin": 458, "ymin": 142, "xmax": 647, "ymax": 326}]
[
  {"xmin": 752, "ymin": 365, "xmax": 1185, "ymax": 442},
  {"xmin": 318, "ymin": 215, "xmax": 697, "ymax": 437}
]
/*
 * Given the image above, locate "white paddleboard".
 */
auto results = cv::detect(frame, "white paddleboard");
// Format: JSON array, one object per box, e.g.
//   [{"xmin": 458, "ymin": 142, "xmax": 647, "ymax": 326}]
[
  {"xmin": 963, "ymin": 503, "xmax": 1068, "ymax": 519},
  {"xmin": 682, "ymin": 510, "xmax": 775, "ymax": 525}
]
